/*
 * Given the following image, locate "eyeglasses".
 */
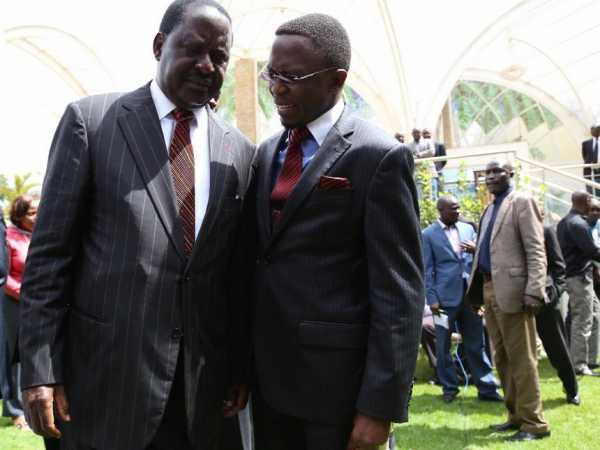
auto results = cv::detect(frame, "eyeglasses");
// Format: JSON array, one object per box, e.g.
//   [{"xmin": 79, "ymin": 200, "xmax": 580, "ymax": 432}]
[{"xmin": 259, "ymin": 66, "xmax": 342, "ymax": 85}]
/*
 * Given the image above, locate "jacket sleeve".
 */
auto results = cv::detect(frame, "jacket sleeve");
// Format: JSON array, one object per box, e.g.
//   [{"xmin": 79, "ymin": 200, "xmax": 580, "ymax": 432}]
[
  {"xmin": 0, "ymin": 220, "xmax": 6, "ymax": 286},
  {"xmin": 357, "ymin": 145, "xmax": 424, "ymax": 423},
  {"xmin": 516, "ymin": 196, "xmax": 547, "ymax": 300},
  {"xmin": 19, "ymin": 102, "xmax": 91, "ymax": 389},
  {"xmin": 226, "ymin": 142, "xmax": 257, "ymax": 387},
  {"xmin": 422, "ymin": 231, "xmax": 439, "ymax": 306},
  {"xmin": 544, "ymin": 226, "xmax": 566, "ymax": 301},
  {"xmin": 4, "ymin": 240, "xmax": 20, "ymax": 300}
]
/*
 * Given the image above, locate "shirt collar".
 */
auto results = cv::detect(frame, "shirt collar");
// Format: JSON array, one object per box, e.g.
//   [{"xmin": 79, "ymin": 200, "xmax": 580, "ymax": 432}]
[
  {"xmin": 438, "ymin": 219, "xmax": 456, "ymax": 230},
  {"xmin": 304, "ymin": 99, "xmax": 345, "ymax": 146},
  {"xmin": 150, "ymin": 79, "xmax": 205, "ymax": 123}
]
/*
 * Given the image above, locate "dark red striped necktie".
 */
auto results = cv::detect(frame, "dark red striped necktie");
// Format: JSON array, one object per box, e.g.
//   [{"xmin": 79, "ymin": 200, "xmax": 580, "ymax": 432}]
[
  {"xmin": 271, "ymin": 127, "xmax": 310, "ymax": 222},
  {"xmin": 169, "ymin": 108, "xmax": 195, "ymax": 255}
]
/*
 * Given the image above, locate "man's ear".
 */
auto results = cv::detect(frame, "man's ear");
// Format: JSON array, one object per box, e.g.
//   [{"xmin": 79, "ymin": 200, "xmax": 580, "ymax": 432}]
[
  {"xmin": 330, "ymin": 69, "xmax": 348, "ymax": 90},
  {"xmin": 153, "ymin": 32, "xmax": 165, "ymax": 61}
]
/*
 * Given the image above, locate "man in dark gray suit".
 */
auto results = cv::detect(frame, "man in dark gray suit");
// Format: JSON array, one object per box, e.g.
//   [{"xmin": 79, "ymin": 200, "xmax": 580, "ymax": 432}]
[
  {"xmin": 19, "ymin": 1, "xmax": 254, "ymax": 449},
  {"xmin": 250, "ymin": 14, "xmax": 424, "ymax": 450}
]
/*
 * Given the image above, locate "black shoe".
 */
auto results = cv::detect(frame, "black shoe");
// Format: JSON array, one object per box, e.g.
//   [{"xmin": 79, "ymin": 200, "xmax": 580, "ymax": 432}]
[
  {"xmin": 490, "ymin": 422, "xmax": 519, "ymax": 432},
  {"xmin": 478, "ymin": 392, "xmax": 504, "ymax": 402},
  {"xmin": 442, "ymin": 392, "xmax": 457, "ymax": 403},
  {"xmin": 589, "ymin": 363, "xmax": 600, "ymax": 370},
  {"xmin": 506, "ymin": 430, "xmax": 550, "ymax": 442},
  {"xmin": 566, "ymin": 394, "xmax": 581, "ymax": 406}
]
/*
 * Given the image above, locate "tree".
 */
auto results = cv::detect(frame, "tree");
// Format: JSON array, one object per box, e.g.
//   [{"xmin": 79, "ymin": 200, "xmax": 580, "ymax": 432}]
[{"xmin": 0, "ymin": 173, "xmax": 39, "ymax": 214}]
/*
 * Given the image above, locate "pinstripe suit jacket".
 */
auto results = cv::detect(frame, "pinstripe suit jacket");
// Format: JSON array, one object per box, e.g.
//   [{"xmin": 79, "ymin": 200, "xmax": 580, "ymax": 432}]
[
  {"xmin": 250, "ymin": 107, "xmax": 424, "ymax": 425},
  {"xmin": 19, "ymin": 85, "xmax": 255, "ymax": 450}
]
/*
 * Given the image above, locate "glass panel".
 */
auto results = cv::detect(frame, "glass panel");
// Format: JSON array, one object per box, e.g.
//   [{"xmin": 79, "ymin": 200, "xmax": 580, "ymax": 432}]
[{"xmin": 521, "ymin": 106, "xmax": 544, "ymax": 131}]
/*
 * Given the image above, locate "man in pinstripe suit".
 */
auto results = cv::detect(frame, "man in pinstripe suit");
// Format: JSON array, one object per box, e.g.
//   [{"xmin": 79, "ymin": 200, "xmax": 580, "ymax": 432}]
[
  {"xmin": 250, "ymin": 14, "xmax": 424, "ymax": 450},
  {"xmin": 19, "ymin": 1, "xmax": 254, "ymax": 449}
]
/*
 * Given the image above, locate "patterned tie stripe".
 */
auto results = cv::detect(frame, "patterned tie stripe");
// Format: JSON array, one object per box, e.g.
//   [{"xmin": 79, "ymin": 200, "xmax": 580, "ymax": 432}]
[
  {"xmin": 170, "ymin": 108, "xmax": 195, "ymax": 255},
  {"xmin": 270, "ymin": 127, "xmax": 310, "ymax": 222}
]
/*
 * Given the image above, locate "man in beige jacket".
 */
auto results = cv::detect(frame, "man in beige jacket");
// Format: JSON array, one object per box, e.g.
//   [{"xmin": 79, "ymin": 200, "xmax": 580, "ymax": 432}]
[{"xmin": 465, "ymin": 161, "xmax": 550, "ymax": 442}]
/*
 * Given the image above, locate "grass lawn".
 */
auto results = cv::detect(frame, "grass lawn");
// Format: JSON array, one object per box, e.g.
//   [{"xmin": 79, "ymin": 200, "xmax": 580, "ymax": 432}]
[
  {"xmin": 0, "ymin": 414, "xmax": 43, "ymax": 450},
  {"xmin": 394, "ymin": 357, "xmax": 600, "ymax": 449},
  {"xmin": 1, "ymin": 357, "xmax": 598, "ymax": 450}
]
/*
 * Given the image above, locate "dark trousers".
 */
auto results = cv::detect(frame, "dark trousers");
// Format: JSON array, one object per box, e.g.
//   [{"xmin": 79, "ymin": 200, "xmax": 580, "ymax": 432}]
[
  {"xmin": 435, "ymin": 302, "xmax": 498, "ymax": 396},
  {"xmin": 147, "ymin": 347, "xmax": 192, "ymax": 450},
  {"xmin": 536, "ymin": 303, "xmax": 578, "ymax": 397},
  {"xmin": 252, "ymin": 389, "xmax": 353, "ymax": 450}
]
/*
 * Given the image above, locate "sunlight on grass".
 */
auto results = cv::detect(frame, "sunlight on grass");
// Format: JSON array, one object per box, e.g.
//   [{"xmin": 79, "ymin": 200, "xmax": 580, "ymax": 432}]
[{"xmin": 395, "ymin": 357, "xmax": 600, "ymax": 449}]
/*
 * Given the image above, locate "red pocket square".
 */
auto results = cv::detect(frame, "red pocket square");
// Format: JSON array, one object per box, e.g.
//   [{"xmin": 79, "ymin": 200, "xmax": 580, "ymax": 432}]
[{"xmin": 318, "ymin": 176, "xmax": 352, "ymax": 190}]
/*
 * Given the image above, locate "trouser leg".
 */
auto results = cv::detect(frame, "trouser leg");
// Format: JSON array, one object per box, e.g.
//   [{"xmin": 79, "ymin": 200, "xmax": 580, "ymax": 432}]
[
  {"xmin": 588, "ymin": 295, "xmax": 600, "ymax": 366},
  {"xmin": 536, "ymin": 304, "xmax": 578, "ymax": 397},
  {"xmin": 484, "ymin": 280, "xmax": 548, "ymax": 433},
  {"xmin": 567, "ymin": 273, "xmax": 595, "ymax": 371},
  {"xmin": 435, "ymin": 307, "xmax": 459, "ymax": 395},
  {"xmin": 457, "ymin": 302, "xmax": 498, "ymax": 396}
]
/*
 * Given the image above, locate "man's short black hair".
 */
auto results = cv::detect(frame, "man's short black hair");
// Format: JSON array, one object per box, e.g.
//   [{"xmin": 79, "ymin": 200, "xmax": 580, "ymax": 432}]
[
  {"xmin": 275, "ymin": 13, "xmax": 351, "ymax": 71},
  {"xmin": 159, "ymin": 0, "xmax": 231, "ymax": 35}
]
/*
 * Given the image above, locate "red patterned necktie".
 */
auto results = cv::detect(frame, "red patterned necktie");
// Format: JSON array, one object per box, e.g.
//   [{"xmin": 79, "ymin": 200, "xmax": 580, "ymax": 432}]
[
  {"xmin": 271, "ymin": 127, "xmax": 310, "ymax": 222},
  {"xmin": 169, "ymin": 108, "xmax": 195, "ymax": 255}
]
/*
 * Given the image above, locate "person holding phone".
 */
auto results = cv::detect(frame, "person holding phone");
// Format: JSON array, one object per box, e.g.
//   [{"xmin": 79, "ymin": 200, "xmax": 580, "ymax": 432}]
[{"xmin": 422, "ymin": 195, "xmax": 501, "ymax": 403}]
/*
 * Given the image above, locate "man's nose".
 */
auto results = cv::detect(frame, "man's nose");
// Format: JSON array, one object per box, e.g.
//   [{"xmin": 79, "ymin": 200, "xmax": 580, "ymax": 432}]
[
  {"xmin": 195, "ymin": 54, "xmax": 215, "ymax": 73},
  {"xmin": 270, "ymin": 79, "xmax": 289, "ymax": 96}
]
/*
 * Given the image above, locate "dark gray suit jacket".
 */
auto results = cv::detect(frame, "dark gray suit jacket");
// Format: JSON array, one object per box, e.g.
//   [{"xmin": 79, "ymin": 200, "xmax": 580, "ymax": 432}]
[
  {"xmin": 251, "ymin": 107, "xmax": 424, "ymax": 425},
  {"xmin": 19, "ymin": 85, "xmax": 255, "ymax": 450}
]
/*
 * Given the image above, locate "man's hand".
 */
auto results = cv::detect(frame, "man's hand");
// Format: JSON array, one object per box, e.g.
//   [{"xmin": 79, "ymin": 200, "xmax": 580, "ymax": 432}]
[
  {"xmin": 346, "ymin": 413, "xmax": 390, "ymax": 450},
  {"xmin": 523, "ymin": 295, "xmax": 543, "ymax": 315},
  {"xmin": 23, "ymin": 385, "xmax": 70, "ymax": 438},
  {"xmin": 222, "ymin": 384, "xmax": 249, "ymax": 417},
  {"xmin": 460, "ymin": 240, "xmax": 476, "ymax": 254},
  {"xmin": 430, "ymin": 303, "xmax": 440, "ymax": 315}
]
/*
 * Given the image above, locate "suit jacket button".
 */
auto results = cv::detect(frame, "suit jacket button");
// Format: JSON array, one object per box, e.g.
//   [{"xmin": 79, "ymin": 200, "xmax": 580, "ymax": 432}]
[
  {"xmin": 255, "ymin": 258, "xmax": 261, "ymax": 265},
  {"xmin": 171, "ymin": 328, "xmax": 183, "ymax": 340}
]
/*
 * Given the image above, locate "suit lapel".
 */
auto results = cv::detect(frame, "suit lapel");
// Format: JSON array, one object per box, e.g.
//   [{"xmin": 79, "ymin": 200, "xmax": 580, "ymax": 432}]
[
  {"xmin": 257, "ymin": 132, "xmax": 286, "ymax": 243},
  {"xmin": 490, "ymin": 192, "xmax": 513, "ymax": 244},
  {"xmin": 434, "ymin": 222, "xmax": 459, "ymax": 261},
  {"xmin": 118, "ymin": 85, "xmax": 185, "ymax": 260},
  {"xmin": 187, "ymin": 108, "xmax": 232, "ymax": 264},
  {"xmin": 266, "ymin": 109, "xmax": 354, "ymax": 249},
  {"xmin": 474, "ymin": 204, "xmax": 493, "ymax": 266}
]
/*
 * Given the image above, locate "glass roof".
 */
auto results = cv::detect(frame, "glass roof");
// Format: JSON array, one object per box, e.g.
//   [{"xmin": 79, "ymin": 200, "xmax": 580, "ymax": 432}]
[{"xmin": 3, "ymin": 0, "xmax": 600, "ymax": 177}]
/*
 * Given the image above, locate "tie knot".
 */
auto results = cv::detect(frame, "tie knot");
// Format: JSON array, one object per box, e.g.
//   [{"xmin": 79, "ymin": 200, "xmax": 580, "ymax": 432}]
[
  {"xmin": 288, "ymin": 127, "xmax": 310, "ymax": 146},
  {"xmin": 172, "ymin": 108, "xmax": 194, "ymax": 123}
]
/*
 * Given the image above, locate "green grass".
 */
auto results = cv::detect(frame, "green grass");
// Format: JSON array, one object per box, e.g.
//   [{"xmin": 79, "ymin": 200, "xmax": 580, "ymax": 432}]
[
  {"xmin": 394, "ymin": 357, "xmax": 600, "ymax": 449},
  {"xmin": 0, "ymin": 414, "xmax": 43, "ymax": 450},
  {"xmin": 1, "ymin": 357, "xmax": 598, "ymax": 450}
]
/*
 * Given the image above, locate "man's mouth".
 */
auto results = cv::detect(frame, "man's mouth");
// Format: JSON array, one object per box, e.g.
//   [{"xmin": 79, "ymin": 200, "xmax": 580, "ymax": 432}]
[{"xmin": 276, "ymin": 104, "xmax": 295, "ymax": 113}]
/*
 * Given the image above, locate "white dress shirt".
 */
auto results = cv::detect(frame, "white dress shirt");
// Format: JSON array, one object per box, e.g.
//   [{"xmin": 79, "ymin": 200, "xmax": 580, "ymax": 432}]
[
  {"xmin": 438, "ymin": 219, "xmax": 461, "ymax": 255},
  {"xmin": 150, "ymin": 80, "xmax": 210, "ymax": 238}
]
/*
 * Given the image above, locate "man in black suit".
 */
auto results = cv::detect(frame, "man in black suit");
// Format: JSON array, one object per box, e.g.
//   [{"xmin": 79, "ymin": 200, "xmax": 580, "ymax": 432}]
[
  {"xmin": 19, "ymin": 1, "xmax": 254, "ymax": 449},
  {"xmin": 582, "ymin": 125, "xmax": 600, "ymax": 195},
  {"xmin": 250, "ymin": 13, "xmax": 424, "ymax": 450},
  {"xmin": 538, "ymin": 225, "xmax": 579, "ymax": 405}
]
